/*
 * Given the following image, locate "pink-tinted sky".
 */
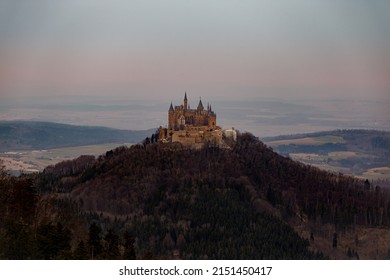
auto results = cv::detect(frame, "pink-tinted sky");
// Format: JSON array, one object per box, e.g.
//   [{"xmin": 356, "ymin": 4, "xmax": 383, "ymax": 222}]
[{"xmin": 0, "ymin": 0, "xmax": 389, "ymax": 101}]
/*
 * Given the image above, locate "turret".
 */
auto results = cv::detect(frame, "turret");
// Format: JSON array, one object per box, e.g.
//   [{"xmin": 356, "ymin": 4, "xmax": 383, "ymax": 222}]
[
  {"xmin": 197, "ymin": 98, "xmax": 204, "ymax": 111},
  {"xmin": 184, "ymin": 92, "xmax": 188, "ymax": 110},
  {"xmin": 208, "ymin": 114, "xmax": 216, "ymax": 129},
  {"xmin": 168, "ymin": 102, "xmax": 175, "ymax": 130}
]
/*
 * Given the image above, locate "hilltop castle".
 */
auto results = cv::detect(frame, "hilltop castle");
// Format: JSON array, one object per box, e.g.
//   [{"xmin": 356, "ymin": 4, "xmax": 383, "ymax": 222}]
[
  {"xmin": 168, "ymin": 92, "xmax": 217, "ymax": 130},
  {"xmin": 158, "ymin": 93, "xmax": 222, "ymax": 147}
]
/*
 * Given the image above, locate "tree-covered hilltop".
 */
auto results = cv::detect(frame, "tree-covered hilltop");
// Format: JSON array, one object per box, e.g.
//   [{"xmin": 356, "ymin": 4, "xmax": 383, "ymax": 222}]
[{"xmin": 2, "ymin": 132, "xmax": 390, "ymax": 259}]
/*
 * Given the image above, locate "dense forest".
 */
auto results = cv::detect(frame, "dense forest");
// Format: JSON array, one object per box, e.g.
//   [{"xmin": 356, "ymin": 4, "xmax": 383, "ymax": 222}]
[{"xmin": 1, "ymin": 132, "xmax": 390, "ymax": 259}]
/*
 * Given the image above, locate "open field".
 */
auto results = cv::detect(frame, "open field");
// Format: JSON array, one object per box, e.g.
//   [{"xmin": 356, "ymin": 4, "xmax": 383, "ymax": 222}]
[
  {"xmin": 0, "ymin": 143, "xmax": 132, "ymax": 174},
  {"xmin": 264, "ymin": 130, "xmax": 390, "ymax": 183},
  {"xmin": 289, "ymin": 153, "xmax": 351, "ymax": 174},
  {"xmin": 327, "ymin": 151, "xmax": 359, "ymax": 159},
  {"xmin": 361, "ymin": 167, "xmax": 390, "ymax": 180},
  {"xmin": 288, "ymin": 153, "xmax": 390, "ymax": 181},
  {"xmin": 0, "ymin": 156, "xmax": 39, "ymax": 173},
  {"xmin": 267, "ymin": 135, "xmax": 345, "ymax": 147}
]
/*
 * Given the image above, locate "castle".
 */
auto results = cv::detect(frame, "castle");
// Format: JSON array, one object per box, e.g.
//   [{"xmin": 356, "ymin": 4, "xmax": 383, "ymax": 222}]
[{"xmin": 158, "ymin": 93, "xmax": 222, "ymax": 147}]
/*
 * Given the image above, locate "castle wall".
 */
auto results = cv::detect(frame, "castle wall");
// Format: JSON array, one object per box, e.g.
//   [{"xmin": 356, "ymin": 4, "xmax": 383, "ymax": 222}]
[
  {"xmin": 170, "ymin": 127, "xmax": 221, "ymax": 145},
  {"xmin": 223, "ymin": 128, "xmax": 237, "ymax": 142}
]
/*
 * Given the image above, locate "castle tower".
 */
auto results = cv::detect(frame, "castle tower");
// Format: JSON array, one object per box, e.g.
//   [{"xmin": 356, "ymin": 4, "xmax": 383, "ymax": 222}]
[
  {"xmin": 208, "ymin": 114, "xmax": 216, "ymax": 129},
  {"xmin": 168, "ymin": 102, "xmax": 175, "ymax": 130},
  {"xmin": 184, "ymin": 92, "xmax": 188, "ymax": 110}
]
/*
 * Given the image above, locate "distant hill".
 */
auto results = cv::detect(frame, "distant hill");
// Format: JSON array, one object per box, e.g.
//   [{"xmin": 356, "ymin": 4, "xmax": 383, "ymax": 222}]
[
  {"xmin": 2, "ymin": 132, "xmax": 389, "ymax": 259},
  {"xmin": 263, "ymin": 129, "xmax": 390, "ymax": 184},
  {"xmin": 0, "ymin": 121, "xmax": 156, "ymax": 151}
]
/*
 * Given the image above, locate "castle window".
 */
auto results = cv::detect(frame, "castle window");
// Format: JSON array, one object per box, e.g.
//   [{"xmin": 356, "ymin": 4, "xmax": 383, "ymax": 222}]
[{"xmin": 178, "ymin": 115, "xmax": 185, "ymax": 126}]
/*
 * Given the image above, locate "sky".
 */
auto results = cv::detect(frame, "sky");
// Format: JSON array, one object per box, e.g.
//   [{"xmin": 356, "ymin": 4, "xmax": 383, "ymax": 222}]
[{"xmin": 1, "ymin": 0, "xmax": 389, "ymax": 103}]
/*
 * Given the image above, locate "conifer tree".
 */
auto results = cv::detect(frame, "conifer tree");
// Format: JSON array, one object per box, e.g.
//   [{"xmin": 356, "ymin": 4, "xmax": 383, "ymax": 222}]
[
  {"xmin": 74, "ymin": 241, "xmax": 88, "ymax": 260},
  {"xmin": 123, "ymin": 230, "xmax": 136, "ymax": 259},
  {"xmin": 104, "ymin": 229, "xmax": 120, "ymax": 259},
  {"xmin": 332, "ymin": 233, "xmax": 338, "ymax": 248},
  {"xmin": 88, "ymin": 222, "xmax": 103, "ymax": 259}
]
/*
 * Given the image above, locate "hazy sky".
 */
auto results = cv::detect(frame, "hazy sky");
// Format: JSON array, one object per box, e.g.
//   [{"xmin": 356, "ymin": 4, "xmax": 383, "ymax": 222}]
[{"xmin": 1, "ymin": 0, "xmax": 390, "ymax": 102}]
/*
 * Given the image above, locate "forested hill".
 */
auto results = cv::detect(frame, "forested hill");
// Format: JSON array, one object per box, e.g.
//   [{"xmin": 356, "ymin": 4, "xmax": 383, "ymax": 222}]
[
  {"xmin": 0, "ymin": 121, "xmax": 155, "ymax": 151},
  {"xmin": 2, "ymin": 133, "xmax": 390, "ymax": 259}
]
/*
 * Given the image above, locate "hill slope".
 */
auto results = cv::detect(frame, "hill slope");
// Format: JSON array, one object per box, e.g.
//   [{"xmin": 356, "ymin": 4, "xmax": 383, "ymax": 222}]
[
  {"xmin": 32, "ymin": 133, "xmax": 390, "ymax": 259},
  {"xmin": 0, "ymin": 121, "xmax": 155, "ymax": 151},
  {"xmin": 2, "ymin": 132, "xmax": 390, "ymax": 259}
]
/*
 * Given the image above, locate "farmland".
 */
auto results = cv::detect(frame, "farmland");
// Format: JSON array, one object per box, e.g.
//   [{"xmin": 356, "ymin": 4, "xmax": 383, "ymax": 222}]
[
  {"xmin": 264, "ymin": 130, "xmax": 390, "ymax": 185},
  {"xmin": 268, "ymin": 135, "xmax": 345, "ymax": 147},
  {"xmin": 0, "ymin": 143, "xmax": 131, "ymax": 175}
]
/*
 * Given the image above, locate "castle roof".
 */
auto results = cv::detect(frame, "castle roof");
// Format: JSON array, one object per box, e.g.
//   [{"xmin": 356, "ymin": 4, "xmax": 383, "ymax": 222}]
[
  {"xmin": 169, "ymin": 102, "xmax": 174, "ymax": 112},
  {"xmin": 197, "ymin": 98, "xmax": 204, "ymax": 111},
  {"xmin": 184, "ymin": 92, "xmax": 188, "ymax": 101}
]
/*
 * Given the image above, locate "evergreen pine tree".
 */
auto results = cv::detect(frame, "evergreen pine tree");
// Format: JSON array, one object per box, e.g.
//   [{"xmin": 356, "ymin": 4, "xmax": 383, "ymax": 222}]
[
  {"xmin": 88, "ymin": 222, "xmax": 103, "ymax": 259},
  {"xmin": 104, "ymin": 229, "xmax": 120, "ymax": 259},
  {"xmin": 74, "ymin": 241, "xmax": 88, "ymax": 260},
  {"xmin": 123, "ymin": 230, "xmax": 136, "ymax": 259},
  {"xmin": 332, "ymin": 232, "xmax": 338, "ymax": 249}
]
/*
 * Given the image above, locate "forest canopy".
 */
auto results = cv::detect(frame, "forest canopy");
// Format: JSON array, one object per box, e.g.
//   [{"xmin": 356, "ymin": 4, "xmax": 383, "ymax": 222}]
[{"xmin": 1, "ymin": 132, "xmax": 389, "ymax": 259}]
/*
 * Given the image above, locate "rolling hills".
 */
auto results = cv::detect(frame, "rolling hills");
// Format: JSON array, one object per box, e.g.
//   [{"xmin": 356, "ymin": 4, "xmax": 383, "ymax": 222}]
[
  {"xmin": 263, "ymin": 130, "xmax": 390, "ymax": 185},
  {"xmin": 0, "ymin": 120, "xmax": 155, "ymax": 151}
]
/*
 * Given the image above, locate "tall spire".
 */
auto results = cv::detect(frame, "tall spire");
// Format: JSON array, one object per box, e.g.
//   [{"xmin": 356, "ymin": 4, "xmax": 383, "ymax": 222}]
[
  {"xmin": 197, "ymin": 97, "xmax": 204, "ymax": 111},
  {"xmin": 184, "ymin": 91, "xmax": 188, "ymax": 110},
  {"xmin": 169, "ymin": 101, "xmax": 174, "ymax": 112}
]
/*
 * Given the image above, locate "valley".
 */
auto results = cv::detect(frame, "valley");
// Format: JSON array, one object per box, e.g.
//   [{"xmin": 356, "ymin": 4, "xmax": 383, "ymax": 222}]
[
  {"xmin": 0, "ymin": 120, "xmax": 153, "ymax": 174},
  {"xmin": 0, "ymin": 143, "xmax": 132, "ymax": 175},
  {"xmin": 263, "ymin": 130, "xmax": 390, "ymax": 185}
]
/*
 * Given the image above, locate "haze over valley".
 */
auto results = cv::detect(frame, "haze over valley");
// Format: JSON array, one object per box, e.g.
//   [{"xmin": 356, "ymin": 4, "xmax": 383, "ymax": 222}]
[{"xmin": 1, "ymin": 95, "xmax": 389, "ymax": 137}]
